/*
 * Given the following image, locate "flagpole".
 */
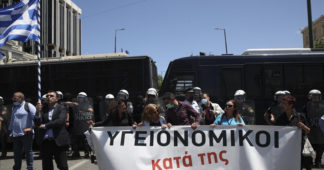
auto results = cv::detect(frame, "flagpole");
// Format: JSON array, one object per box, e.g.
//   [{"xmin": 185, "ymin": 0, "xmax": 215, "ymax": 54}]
[{"xmin": 37, "ymin": 0, "xmax": 41, "ymax": 103}]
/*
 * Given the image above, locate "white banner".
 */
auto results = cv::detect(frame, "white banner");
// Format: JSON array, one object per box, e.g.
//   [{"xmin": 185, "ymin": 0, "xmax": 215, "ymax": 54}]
[{"xmin": 90, "ymin": 125, "xmax": 301, "ymax": 170}]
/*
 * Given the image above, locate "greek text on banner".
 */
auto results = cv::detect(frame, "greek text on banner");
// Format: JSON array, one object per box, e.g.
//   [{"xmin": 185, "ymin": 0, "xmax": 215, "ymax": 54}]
[{"xmin": 90, "ymin": 125, "xmax": 301, "ymax": 170}]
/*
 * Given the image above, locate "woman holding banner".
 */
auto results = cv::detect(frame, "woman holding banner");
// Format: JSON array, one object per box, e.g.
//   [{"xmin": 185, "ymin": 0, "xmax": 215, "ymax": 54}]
[
  {"xmin": 88, "ymin": 100, "xmax": 134, "ymax": 127},
  {"xmin": 210, "ymin": 100, "xmax": 245, "ymax": 126},
  {"xmin": 134, "ymin": 104, "xmax": 168, "ymax": 129}
]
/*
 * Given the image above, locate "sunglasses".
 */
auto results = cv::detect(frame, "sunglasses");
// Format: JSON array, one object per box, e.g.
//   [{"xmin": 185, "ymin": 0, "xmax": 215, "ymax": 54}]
[{"xmin": 225, "ymin": 104, "xmax": 233, "ymax": 108}]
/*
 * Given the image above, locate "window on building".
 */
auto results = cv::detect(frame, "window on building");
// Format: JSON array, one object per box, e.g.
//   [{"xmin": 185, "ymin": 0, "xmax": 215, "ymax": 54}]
[
  {"xmin": 67, "ymin": 8, "xmax": 71, "ymax": 55},
  {"xmin": 73, "ymin": 12, "xmax": 77, "ymax": 55},
  {"xmin": 59, "ymin": 2, "xmax": 64, "ymax": 51}
]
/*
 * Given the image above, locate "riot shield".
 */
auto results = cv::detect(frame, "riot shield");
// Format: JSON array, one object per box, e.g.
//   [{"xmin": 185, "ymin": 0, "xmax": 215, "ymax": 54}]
[
  {"xmin": 306, "ymin": 100, "xmax": 324, "ymax": 144},
  {"xmin": 237, "ymin": 100, "xmax": 255, "ymax": 125},
  {"xmin": 72, "ymin": 97, "xmax": 94, "ymax": 136}
]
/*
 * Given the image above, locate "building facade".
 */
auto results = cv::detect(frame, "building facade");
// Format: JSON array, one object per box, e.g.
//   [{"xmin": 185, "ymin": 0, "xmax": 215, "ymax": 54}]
[
  {"xmin": 301, "ymin": 15, "xmax": 324, "ymax": 48},
  {"xmin": 0, "ymin": 0, "xmax": 82, "ymax": 62}
]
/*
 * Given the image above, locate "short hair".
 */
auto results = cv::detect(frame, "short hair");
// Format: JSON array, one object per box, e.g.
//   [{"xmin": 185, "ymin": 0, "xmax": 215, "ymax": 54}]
[
  {"xmin": 47, "ymin": 90, "xmax": 58, "ymax": 98},
  {"xmin": 162, "ymin": 92, "xmax": 175, "ymax": 100},
  {"xmin": 282, "ymin": 95, "xmax": 296, "ymax": 107},
  {"xmin": 13, "ymin": 92, "xmax": 25, "ymax": 100}
]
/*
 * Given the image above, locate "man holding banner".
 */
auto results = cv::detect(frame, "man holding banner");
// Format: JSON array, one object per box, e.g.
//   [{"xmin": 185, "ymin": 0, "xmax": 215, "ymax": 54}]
[{"xmin": 162, "ymin": 92, "xmax": 200, "ymax": 129}]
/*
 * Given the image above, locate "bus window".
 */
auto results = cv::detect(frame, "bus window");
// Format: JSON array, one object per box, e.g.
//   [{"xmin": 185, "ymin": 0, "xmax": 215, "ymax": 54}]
[
  {"xmin": 173, "ymin": 74, "xmax": 194, "ymax": 94},
  {"xmin": 284, "ymin": 64, "xmax": 303, "ymax": 94},
  {"xmin": 304, "ymin": 64, "xmax": 324, "ymax": 90},
  {"xmin": 220, "ymin": 68, "xmax": 242, "ymax": 99},
  {"xmin": 263, "ymin": 65, "xmax": 283, "ymax": 98},
  {"xmin": 244, "ymin": 65, "xmax": 263, "ymax": 98}
]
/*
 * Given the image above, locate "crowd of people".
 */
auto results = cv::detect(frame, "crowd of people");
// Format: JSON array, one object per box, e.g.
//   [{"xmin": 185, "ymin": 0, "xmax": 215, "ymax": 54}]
[{"xmin": 0, "ymin": 87, "xmax": 323, "ymax": 170}]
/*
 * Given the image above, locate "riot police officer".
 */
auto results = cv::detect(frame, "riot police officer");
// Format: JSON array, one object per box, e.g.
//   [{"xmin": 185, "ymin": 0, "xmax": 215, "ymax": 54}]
[
  {"xmin": 305, "ymin": 89, "xmax": 324, "ymax": 168},
  {"xmin": 117, "ymin": 89, "xmax": 133, "ymax": 121},
  {"xmin": 145, "ymin": 88, "xmax": 158, "ymax": 105},
  {"xmin": 234, "ymin": 90, "xmax": 255, "ymax": 125},
  {"xmin": 0, "ymin": 96, "xmax": 9, "ymax": 158},
  {"xmin": 70, "ymin": 92, "xmax": 94, "ymax": 158},
  {"xmin": 264, "ymin": 91, "xmax": 285, "ymax": 125}
]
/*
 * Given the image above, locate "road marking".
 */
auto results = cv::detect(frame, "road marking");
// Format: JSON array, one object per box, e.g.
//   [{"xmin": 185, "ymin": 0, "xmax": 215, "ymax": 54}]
[{"xmin": 70, "ymin": 160, "xmax": 89, "ymax": 170}]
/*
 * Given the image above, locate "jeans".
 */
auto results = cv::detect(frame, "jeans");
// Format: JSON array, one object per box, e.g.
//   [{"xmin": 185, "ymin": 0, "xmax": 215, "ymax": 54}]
[{"xmin": 12, "ymin": 135, "xmax": 34, "ymax": 170}]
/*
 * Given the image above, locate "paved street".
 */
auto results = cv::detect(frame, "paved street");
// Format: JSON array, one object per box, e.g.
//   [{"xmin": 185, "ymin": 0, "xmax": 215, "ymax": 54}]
[{"xmin": 0, "ymin": 152, "xmax": 98, "ymax": 170}]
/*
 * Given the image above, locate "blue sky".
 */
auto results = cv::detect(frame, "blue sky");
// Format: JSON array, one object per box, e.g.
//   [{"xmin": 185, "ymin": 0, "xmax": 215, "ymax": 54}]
[{"xmin": 73, "ymin": 0, "xmax": 324, "ymax": 76}]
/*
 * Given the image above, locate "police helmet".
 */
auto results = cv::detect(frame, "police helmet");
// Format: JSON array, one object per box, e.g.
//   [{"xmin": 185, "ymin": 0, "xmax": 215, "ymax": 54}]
[
  {"xmin": 117, "ymin": 89, "xmax": 129, "ymax": 100},
  {"xmin": 147, "ymin": 88, "xmax": 158, "ymax": 97},
  {"xmin": 77, "ymin": 92, "xmax": 87, "ymax": 98},
  {"xmin": 105, "ymin": 94, "xmax": 115, "ymax": 99},
  {"xmin": 193, "ymin": 87, "xmax": 202, "ymax": 96},
  {"xmin": 274, "ymin": 91, "xmax": 285, "ymax": 101},
  {"xmin": 308, "ymin": 89, "xmax": 322, "ymax": 100},
  {"xmin": 56, "ymin": 91, "xmax": 63, "ymax": 100},
  {"xmin": 234, "ymin": 89, "xmax": 246, "ymax": 96}
]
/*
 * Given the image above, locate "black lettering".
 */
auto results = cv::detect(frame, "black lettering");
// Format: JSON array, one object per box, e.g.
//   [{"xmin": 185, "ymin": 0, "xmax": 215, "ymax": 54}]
[
  {"xmin": 255, "ymin": 131, "xmax": 270, "ymax": 147},
  {"xmin": 239, "ymin": 130, "xmax": 253, "ymax": 146},
  {"xmin": 274, "ymin": 131, "xmax": 279, "ymax": 148},
  {"xmin": 135, "ymin": 131, "xmax": 147, "ymax": 146},
  {"xmin": 121, "ymin": 131, "xmax": 133, "ymax": 146},
  {"xmin": 157, "ymin": 131, "xmax": 170, "ymax": 146},
  {"xmin": 150, "ymin": 131, "xmax": 154, "ymax": 146},
  {"xmin": 231, "ymin": 130, "xmax": 235, "ymax": 146},
  {"xmin": 192, "ymin": 130, "xmax": 206, "ymax": 146},
  {"xmin": 209, "ymin": 130, "xmax": 227, "ymax": 146},
  {"xmin": 107, "ymin": 131, "xmax": 120, "ymax": 145},
  {"xmin": 174, "ymin": 130, "xmax": 188, "ymax": 146}
]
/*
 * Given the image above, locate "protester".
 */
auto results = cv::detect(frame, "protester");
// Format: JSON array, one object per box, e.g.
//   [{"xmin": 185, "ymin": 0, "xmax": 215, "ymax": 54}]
[
  {"xmin": 9, "ymin": 92, "xmax": 36, "ymax": 170},
  {"xmin": 200, "ymin": 92, "xmax": 224, "ymax": 125},
  {"xmin": 88, "ymin": 100, "xmax": 134, "ymax": 127},
  {"xmin": 136, "ymin": 104, "xmax": 167, "ymax": 128},
  {"xmin": 34, "ymin": 91, "xmax": 70, "ymax": 170},
  {"xmin": 211, "ymin": 100, "xmax": 245, "ymax": 126},
  {"xmin": 0, "ymin": 96, "xmax": 9, "ymax": 158},
  {"xmin": 265, "ymin": 95, "xmax": 311, "ymax": 170},
  {"xmin": 162, "ymin": 92, "xmax": 200, "ymax": 130},
  {"xmin": 304, "ymin": 89, "xmax": 324, "ymax": 168},
  {"xmin": 184, "ymin": 88, "xmax": 202, "ymax": 114},
  {"xmin": 193, "ymin": 87, "xmax": 202, "ymax": 103}
]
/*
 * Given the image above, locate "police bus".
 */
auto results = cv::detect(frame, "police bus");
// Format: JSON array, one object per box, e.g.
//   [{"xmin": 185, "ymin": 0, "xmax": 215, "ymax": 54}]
[
  {"xmin": 160, "ymin": 48, "xmax": 324, "ymax": 124},
  {"xmin": 0, "ymin": 54, "xmax": 158, "ymax": 114}
]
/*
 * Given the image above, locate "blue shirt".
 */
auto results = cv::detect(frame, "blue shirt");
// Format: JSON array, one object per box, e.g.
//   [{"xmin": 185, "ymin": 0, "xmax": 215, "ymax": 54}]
[
  {"xmin": 213, "ymin": 114, "xmax": 245, "ymax": 125},
  {"xmin": 9, "ymin": 101, "xmax": 36, "ymax": 137},
  {"xmin": 44, "ymin": 107, "xmax": 54, "ymax": 139}
]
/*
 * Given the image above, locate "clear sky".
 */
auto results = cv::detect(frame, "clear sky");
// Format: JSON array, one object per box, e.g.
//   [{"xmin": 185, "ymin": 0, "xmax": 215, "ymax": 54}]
[{"xmin": 73, "ymin": 0, "xmax": 324, "ymax": 76}]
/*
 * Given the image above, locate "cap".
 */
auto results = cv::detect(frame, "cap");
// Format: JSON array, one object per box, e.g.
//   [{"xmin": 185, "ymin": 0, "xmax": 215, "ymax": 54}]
[
  {"xmin": 274, "ymin": 91, "xmax": 285, "ymax": 96},
  {"xmin": 105, "ymin": 94, "xmax": 114, "ymax": 99}
]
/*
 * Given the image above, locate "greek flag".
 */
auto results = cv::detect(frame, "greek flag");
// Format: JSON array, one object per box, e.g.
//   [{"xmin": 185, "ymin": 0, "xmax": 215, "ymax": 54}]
[{"xmin": 0, "ymin": 0, "xmax": 40, "ymax": 60}]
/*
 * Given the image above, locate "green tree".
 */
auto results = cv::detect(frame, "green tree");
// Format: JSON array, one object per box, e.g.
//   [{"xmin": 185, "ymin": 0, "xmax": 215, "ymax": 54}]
[
  {"xmin": 315, "ymin": 37, "xmax": 324, "ymax": 48},
  {"xmin": 158, "ymin": 75, "xmax": 163, "ymax": 90}
]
